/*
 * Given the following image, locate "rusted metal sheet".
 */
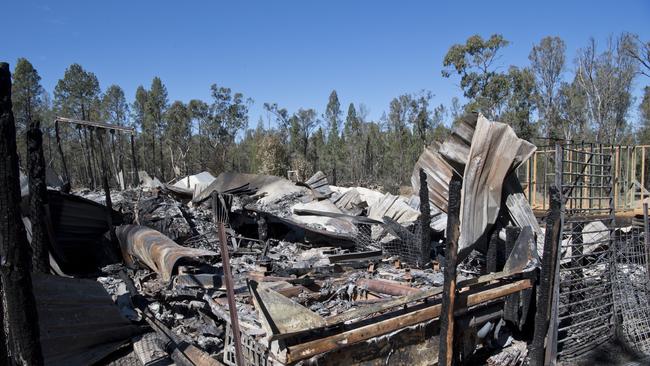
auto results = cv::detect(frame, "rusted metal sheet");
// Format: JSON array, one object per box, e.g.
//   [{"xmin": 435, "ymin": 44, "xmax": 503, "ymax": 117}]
[
  {"xmin": 459, "ymin": 115, "xmax": 536, "ymax": 254},
  {"xmin": 32, "ymin": 273, "xmax": 141, "ymax": 366},
  {"xmin": 301, "ymin": 170, "xmax": 333, "ymax": 199},
  {"xmin": 411, "ymin": 143, "xmax": 453, "ymax": 213},
  {"xmin": 116, "ymin": 225, "xmax": 217, "ymax": 281}
]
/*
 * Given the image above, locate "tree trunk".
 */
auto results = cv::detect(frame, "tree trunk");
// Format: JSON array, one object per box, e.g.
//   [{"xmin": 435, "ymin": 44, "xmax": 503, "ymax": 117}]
[
  {"xmin": 130, "ymin": 134, "xmax": 139, "ymax": 186},
  {"xmin": 78, "ymin": 127, "xmax": 94, "ymax": 189},
  {"xmin": 151, "ymin": 134, "xmax": 155, "ymax": 176},
  {"xmin": 27, "ymin": 116, "xmax": 50, "ymax": 273},
  {"xmin": 0, "ymin": 62, "xmax": 44, "ymax": 365},
  {"xmin": 54, "ymin": 120, "xmax": 70, "ymax": 193},
  {"xmin": 160, "ymin": 138, "xmax": 165, "ymax": 181}
]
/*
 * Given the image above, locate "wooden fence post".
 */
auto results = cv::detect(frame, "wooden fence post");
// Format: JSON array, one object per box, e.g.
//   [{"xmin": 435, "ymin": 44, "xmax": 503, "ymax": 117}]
[{"xmin": 438, "ymin": 174, "xmax": 462, "ymax": 365}]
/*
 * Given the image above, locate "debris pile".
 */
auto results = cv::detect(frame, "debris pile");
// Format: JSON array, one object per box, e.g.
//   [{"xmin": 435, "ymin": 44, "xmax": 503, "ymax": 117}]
[{"xmin": 23, "ymin": 113, "xmax": 546, "ymax": 365}]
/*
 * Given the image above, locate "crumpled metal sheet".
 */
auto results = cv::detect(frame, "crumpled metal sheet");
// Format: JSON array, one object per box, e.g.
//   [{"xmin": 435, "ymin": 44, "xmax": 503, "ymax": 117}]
[
  {"xmin": 459, "ymin": 115, "xmax": 536, "ymax": 253},
  {"xmin": 411, "ymin": 143, "xmax": 453, "ymax": 213},
  {"xmin": 32, "ymin": 273, "xmax": 141, "ymax": 366},
  {"xmin": 43, "ymin": 190, "xmax": 123, "ymax": 273},
  {"xmin": 116, "ymin": 225, "xmax": 217, "ymax": 281}
]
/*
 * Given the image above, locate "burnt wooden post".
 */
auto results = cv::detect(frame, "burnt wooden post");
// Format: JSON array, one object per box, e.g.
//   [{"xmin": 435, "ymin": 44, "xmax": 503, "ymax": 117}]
[
  {"xmin": 130, "ymin": 133, "xmax": 139, "ymax": 186},
  {"xmin": 486, "ymin": 225, "xmax": 500, "ymax": 273},
  {"xmin": 438, "ymin": 174, "xmax": 462, "ymax": 366},
  {"xmin": 27, "ymin": 116, "xmax": 50, "ymax": 273},
  {"xmin": 503, "ymin": 226, "xmax": 521, "ymax": 326},
  {"xmin": 54, "ymin": 119, "xmax": 70, "ymax": 192},
  {"xmin": 419, "ymin": 168, "xmax": 431, "ymax": 265},
  {"xmin": 0, "ymin": 62, "xmax": 44, "ymax": 365},
  {"xmin": 529, "ymin": 185, "xmax": 562, "ymax": 366}
]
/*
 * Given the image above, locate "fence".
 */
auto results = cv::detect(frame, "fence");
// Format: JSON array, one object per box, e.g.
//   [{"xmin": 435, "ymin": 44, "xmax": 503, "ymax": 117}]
[
  {"xmin": 521, "ymin": 144, "xmax": 650, "ymax": 213},
  {"xmin": 545, "ymin": 144, "xmax": 650, "ymax": 362},
  {"xmin": 554, "ymin": 144, "xmax": 617, "ymax": 359}
]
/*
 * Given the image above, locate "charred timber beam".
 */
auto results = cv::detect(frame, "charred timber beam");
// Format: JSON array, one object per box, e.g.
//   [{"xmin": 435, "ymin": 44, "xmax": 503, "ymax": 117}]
[
  {"xmin": 503, "ymin": 226, "xmax": 521, "ymax": 326},
  {"xmin": 284, "ymin": 279, "xmax": 533, "ymax": 364},
  {"xmin": 55, "ymin": 116, "xmax": 135, "ymax": 134},
  {"xmin": 356, "ymin": 278, "xmax": 420, "ymax": 296},
  {"xmin": 439, "ymin": 174, "xmax": 462, "ymax": 366},
  {"xmin": 325, "ymin": 269, "xmax": 525, "ymax": 327},
  {"xmin": 0, "ymin": 62, "xmax": 43, "ymax": 365},
  {"xmin": 419, "ymin": 168, "xmax": 431, "ymax": 262},
  {"xmin": 529, "ymin": 185, "xmax": 562, "ymax": 366}
]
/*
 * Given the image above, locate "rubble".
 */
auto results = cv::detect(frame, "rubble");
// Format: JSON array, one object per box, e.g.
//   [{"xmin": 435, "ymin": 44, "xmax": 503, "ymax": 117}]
[{"xmin": 14, "ymin": 113, "xmax": 566, "ymax": 365}]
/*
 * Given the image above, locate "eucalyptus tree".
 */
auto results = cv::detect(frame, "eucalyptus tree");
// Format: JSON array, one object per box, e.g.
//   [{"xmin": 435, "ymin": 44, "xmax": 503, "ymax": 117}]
[
  {"xmin": 529, "ymin": 36, "xmax": 566, "ymax": 140},
  {"xmin": 575, "ymin": 34, "xmax": 637, "ymax": 143},
  {"xmin": 145, "ymin": 77, "xmax": 168, "ymax": 178},
  {"xmin": 442, "ymin": 34, "xmax": 510, "ymax": 119}
]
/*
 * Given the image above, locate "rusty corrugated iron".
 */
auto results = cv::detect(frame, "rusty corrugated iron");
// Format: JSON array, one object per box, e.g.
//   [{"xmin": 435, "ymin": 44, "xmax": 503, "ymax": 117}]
[{"xmin": 116, "ymin": 225, "xmax": 217, "ymax": 281}]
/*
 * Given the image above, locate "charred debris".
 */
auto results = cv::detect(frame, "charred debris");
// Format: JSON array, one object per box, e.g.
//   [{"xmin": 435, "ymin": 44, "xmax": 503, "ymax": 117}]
[{"xmin": 3, "ymin": 67, "xmax": 648, "ymax": 366}]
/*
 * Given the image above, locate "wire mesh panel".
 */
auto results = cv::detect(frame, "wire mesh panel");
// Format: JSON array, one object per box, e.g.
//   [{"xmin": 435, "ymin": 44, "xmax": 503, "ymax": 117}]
[
  {"xmin": 613, "ymin": 223, "xmax": 650, "ymax": 354},
  {"xmin": 224, "ymin": 326, "xmax": 268, "ymax": 366},
  {"xmin": 556, "ymin": 144, "xmax": 616, "ymax": 360},
  {"xmin": 378, "ymin": 221, "xmax": 426, "ymax": 268}
]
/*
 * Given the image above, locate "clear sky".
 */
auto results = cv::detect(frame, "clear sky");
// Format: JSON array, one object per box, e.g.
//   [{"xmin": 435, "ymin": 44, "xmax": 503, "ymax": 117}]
[{"xmin": 3, "ymin": 0, "xmax": 650, "ymax": 127}]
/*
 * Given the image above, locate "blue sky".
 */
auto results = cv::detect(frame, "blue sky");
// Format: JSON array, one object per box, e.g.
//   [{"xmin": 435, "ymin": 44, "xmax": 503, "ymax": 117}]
[{"xmin": 3, "ymin": 0, "xmax": 650, "ymax": 128}]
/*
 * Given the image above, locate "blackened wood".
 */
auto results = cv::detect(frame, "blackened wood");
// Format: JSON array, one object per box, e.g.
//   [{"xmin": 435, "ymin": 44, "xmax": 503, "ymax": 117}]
[
  {"xmin": 529, "ymin": 185, "xmax": 562, "ymax": 366},
  {"xmin": 438, "ymin": 174, "xmax": 462, "ymax": 366},
  {"xmin": 419, "ymin": 168, "xmax": 431, "ymax": 264},
  {"xmin": 503, "ymin": 226, "xmax": 521, "ymax": 327},
  {"xmin": 0, "ymin": 62, "xmax": 43, "ymax": 365},
  {"xmin": 27, "ymin": 117, "xmax": 50, "ymax": 273},
  {"xmin": 486, "ymin": 225, "xmax": 500, "ymax": 273},
  {"xmin": 0, "ymin": 276, "xmax": 6, "ymax": 366}
]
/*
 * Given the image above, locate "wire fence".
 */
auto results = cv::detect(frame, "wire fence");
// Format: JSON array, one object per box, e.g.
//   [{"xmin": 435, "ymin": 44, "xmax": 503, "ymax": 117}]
[
  {"xmin": 556, "ymin": 144, "xmax": 617, "ymax": 360},
  {"xmin": 612, "ymin": 222, "xmax": 650, "ymax": 355}
]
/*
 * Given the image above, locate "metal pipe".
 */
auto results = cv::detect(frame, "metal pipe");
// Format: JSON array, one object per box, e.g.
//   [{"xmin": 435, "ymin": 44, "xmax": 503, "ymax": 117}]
[{"xmin": 213, "ymin": 193, "xmax": 245, "ymax": 366}]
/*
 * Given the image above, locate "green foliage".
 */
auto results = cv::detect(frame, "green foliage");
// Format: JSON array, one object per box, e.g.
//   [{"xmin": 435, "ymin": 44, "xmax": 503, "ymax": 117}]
[
  {"xmin": 14, "ymin": 32, "xmax": 648, "ymax": 192},
  {"xmin": 501, "ymin": 66, "xmax": 537, "ymax": 141},
  {"xmin": 54, "ymin": 63, "xmax": 100, "ymax": 120},
  {"xmin": 324, "ymin": 90, "xmax": 342, "ymax": 178},
  {"xmin": 640, "ymin": 87, "xmax": 650, "ymax": 144},
  {"xmin": 529, "ymin": 36, "xmax": 566, "ymax": 139},
  {"xmin": 101, "ymin": 85, "xmax": 128, "ymax": 125},
  {"xmin": 12, "ymin": 58, "xmax": 43, "ymax": 128},
  {"xmin": 575, "ymin": 35, "xmax": 637, "ymax": 143},
  {"xmin": 442, "ymin": 34, "xmax": 510, "ymax": 118},
  {"xmin": 12, "ymin": 58, "xmax": 44, "ymax": 162}
]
